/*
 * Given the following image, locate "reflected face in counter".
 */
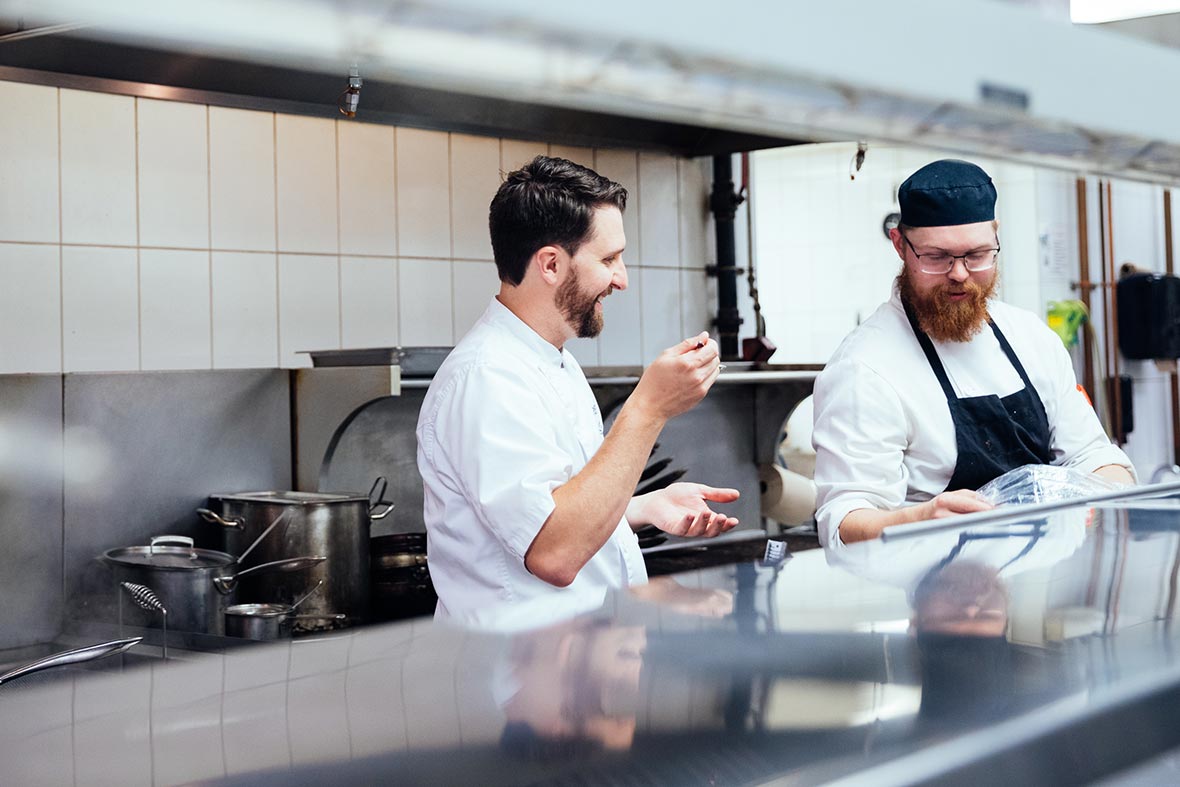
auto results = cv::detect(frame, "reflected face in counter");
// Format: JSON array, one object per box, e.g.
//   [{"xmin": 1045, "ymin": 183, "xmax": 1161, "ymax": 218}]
[
  {"xmin": 912, "ymin": 561, "xmax": 1009, "ymax": 637},
  {"xmin": 502, "ymin": 622, "xmax": 648, "ymax": 759}
]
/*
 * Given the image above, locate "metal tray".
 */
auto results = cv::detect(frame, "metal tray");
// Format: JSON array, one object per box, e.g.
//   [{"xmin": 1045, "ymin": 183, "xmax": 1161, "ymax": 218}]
[{"xmin": 301, "ymin": 346, "xmax": 452, "ymax": 376}]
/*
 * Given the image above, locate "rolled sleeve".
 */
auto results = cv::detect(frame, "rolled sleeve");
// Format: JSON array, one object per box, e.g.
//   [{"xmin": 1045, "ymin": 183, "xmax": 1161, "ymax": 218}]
[
  {"xmin": 812, "ymin": 360, "xmax": 911, "ymax": 550},
  {"xmin": 433, "ymin": 363, "xmax": 573, "ymax": 562}
]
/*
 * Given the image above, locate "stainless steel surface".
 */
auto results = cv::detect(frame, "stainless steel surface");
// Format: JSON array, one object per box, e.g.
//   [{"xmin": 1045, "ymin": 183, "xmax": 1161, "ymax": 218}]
[
  {"xmin": 880, "ymin": 479, "xmax": 1180, "ymax": 541},
  {"xmin": 62, "ymin": 370, "xmax": 292, "ymax": 628},
  {"xmin": 293, "ymin": 366, "xmax": 405, "ymax": 494},
  {"xmin": 0, "ymin": 637, "xmax": 140, "ymax": 686},
  {"xmin": 9, "ymin": 0, "xmax": 1180, "ymax": 182},
  {"xmin": 303, "ymin": 346, "xmax": 452, "ymax": 375},
  {"xmin": 207, "ymin": 492, "xmax": 374, "ymax": 628},
  {"xmin": 10, "ymin": 494, "xmax": 1180, "ymax": 784},
  {"xmin": 0, "ymin": 374, "xmax": 64, "ymax": 649}
]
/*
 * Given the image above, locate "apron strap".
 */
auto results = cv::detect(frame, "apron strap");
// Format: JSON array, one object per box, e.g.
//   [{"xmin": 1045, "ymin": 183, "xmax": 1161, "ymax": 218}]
[
  {"xmin": 903, "ymin": 299, "xmax": 959, "ymax": 402},
  {"xmin": 988, "ymin": 320, "xmax": 1038, "ymax": 393}
]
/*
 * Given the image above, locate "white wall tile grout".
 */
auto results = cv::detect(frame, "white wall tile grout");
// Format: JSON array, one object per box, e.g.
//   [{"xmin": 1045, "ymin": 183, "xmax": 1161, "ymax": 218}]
[
  {"xmin": 272, "ymin": 111, "xmax": 281, "ymax": 365},
  {"xmin": 335, "ymin": 120, "xmax": 344, "ymax": 347},
  {"xmin": 206, "ymin": 105, "xmax": 215, "ymax": 361},
  {"xmin": 133, "ymin": 98, "xmax": 142, "ymax": 371},
  {"xmin": 56, "ymin": 87, "xmax": 64, "ymax": 373}
]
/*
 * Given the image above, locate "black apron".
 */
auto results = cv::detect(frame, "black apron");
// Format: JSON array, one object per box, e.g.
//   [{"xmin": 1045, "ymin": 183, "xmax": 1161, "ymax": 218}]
[{"xmin": 904, "ymin": 302, "xmax": 1053, "ymax": 492}]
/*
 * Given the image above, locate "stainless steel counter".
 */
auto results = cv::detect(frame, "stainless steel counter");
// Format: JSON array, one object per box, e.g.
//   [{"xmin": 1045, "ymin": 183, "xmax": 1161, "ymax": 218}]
[{"xmin": 4, "ymin": 492, "xmax": 1180, "ymax": 785}]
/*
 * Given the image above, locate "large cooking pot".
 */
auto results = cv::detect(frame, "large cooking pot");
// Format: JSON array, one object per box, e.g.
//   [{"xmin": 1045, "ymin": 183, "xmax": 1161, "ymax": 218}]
[
  {"xmin": 200, "ymin": 480, "xmax": 393, "ymax": 630},
  {"xmin": 101, "ymin": 535, "xmax": 325, "ymax": 635}
]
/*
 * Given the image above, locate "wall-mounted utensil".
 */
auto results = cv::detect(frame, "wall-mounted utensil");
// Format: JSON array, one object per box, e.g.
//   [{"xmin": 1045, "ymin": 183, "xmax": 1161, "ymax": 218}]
[
  {"xmin": 0, "ymin": 638, "xmax": 142, "ymax": 687},
  {"xmin": 120, "ymin": 581, "xmax": 168, "ymax": 659}
]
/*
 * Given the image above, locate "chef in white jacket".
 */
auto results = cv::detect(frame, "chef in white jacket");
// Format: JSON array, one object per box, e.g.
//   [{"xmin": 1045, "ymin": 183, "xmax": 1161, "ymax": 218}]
[
  {"xmin": 418, "ymin": 156, "xmax": 740, "ymax": 626},
  {"xmin": 812, "ymin": 159, "xmax": 1134, "ymax": 550}
]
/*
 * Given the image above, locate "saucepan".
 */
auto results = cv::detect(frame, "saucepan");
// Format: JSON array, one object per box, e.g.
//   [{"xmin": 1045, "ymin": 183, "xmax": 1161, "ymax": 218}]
[{"xmin": 224, "ymin": 580, "xmax": 345, "ymax": 640}]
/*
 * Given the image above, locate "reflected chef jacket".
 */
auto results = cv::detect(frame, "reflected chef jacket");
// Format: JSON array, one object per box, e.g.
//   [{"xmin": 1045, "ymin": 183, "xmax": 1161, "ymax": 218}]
[
  {"xmin": 812, "ymin": 286, "xmax": 1134, "ymax": 551},
  {"xmin": 417, "ymin": 297, "xmax": 647, "ymax": 625}
]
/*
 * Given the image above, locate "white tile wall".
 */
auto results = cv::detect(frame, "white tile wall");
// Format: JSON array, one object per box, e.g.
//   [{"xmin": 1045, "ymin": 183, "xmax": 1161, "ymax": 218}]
[
  {"xmin": 212, "ymin": 251, "xmax": 279, "ymax": 368},
  {"xmin": 137, "ymin": 98, "xmax": 209, "ymax": 249},
  {"xmin": 0, "ymin": 80, "xmax": 716, "ymax": 373},
  {"xmin": 593, "ymin": 149, "xmax": 641, "ymax": 266},
  {"xmin": 338, "ymin": 121, "xmax": 397, "ymax": 256},
  {"xmin": 450, "ymin": 134, "xmax": 500, "ymax": 260},
  {"xmin": 209, "ymin": 107, "xmax": 276, "ymax": 251},
  {"xmin": 0, "ymin": 82, "xmax": 59, "ymax": 244},
  {"xmin": 278, "ymin": 254, "xmax": 340, "ymax": 366},
  {"xmin": 276, "ymin": 115, "xmax": 338, "ymax": 254},
  {"xmin": 549, "ymin": 144, "xmax": 595, "ymax": 168},
  {"xmin": 599, "ymin": 275, "xmax": 644, "ymax": 366},
  {"xmin": 60, "ymin": 89, "xmax": 137, "ymax": 246},
  {"xmin": 500, "ymin": 139, "xmax": 548, "ymax": 171},
  {"xmin": 398, "ymin": 258, "xmax": 453, "ymax": 345},
  {"xmin": 638, "ymin": 152, "xmax": 681, "ymax": 267},
  {"xmin": 61, "ymin": 246, "xmax": 139, "ymax": 372},
  {"xmin": 0, "ymin": 244, "xmax": 61, "ymax": 373},
  {"xmin": 639, "ymin": 267, "xmax": 683, "ymax": 362},
  {"xmin": 396, "ymin": 128, "xmax": 451, "ymax": 258},
  {"xmin": 140, "ymin": 248, "xmax": 212, "ymax": 370},
  {"xmin": 452, "ymin": 260, "xmax": 500, "ymax": 338},
  {"xmin": 341, "ymin": 256, "xmax": 399, "ymax": 348}
]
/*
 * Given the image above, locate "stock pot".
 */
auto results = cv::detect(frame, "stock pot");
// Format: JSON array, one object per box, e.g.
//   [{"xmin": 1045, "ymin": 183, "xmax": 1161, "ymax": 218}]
[{"xmin": 201, "ymin": 480, "xmax": 393, "ymax": 630}]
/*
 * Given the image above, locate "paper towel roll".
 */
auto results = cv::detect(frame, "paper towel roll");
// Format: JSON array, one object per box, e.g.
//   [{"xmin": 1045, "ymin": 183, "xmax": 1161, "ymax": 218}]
[{"xmin": 761, "ymin": 464, "xmax": 817, "ymax": 526}]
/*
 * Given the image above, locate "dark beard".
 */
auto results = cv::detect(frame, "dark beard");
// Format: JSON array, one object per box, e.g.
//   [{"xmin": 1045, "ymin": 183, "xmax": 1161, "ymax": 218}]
[
  {"xmin": 897, "ymin": 266, "xmax": 997, "ymax": 343},
  {"xmin": 556, "ymin": 265, "xmax": 606, "ymax": 339}
]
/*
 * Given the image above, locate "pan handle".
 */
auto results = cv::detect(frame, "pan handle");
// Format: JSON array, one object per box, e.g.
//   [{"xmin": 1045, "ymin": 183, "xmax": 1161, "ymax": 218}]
[
  {"xmin": 213, "ymin": 556, "xmax": 327, "ymax": 595},
  {"xmin": 0, "ymin": 637, "xmax": 142, "ymax": 687},
  {"xmin": 367, "ymin": 477, "xmax": 394, "ymax": 521},
  {"xmin": 197, "ymin": 508, "xmax": 244, "ymax": 530}
]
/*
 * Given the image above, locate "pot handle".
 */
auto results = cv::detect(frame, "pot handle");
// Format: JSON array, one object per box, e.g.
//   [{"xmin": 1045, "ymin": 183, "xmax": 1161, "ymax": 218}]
[
  {"xmin": 150, "ymin": 535, "xmax": 195, "ymax": 556},
  {"xmin": 197, "ymin": 508, "xmax": 245, "ymax": 530},
  {"xmin": 292, "ymin": 613, "xmax": 347, "ymax": 622}
]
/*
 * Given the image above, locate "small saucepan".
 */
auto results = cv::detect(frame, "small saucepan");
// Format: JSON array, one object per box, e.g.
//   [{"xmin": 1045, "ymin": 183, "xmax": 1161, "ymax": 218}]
[{"xmin": 225, "ymin": 581, "xmax": 345, "ymax": 640}]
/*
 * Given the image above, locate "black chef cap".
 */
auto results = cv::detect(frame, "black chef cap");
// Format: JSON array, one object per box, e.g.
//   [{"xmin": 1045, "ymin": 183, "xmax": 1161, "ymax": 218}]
[{"xmin": 899, "ymin": 159, "xmax": 996, "ymax": 228}]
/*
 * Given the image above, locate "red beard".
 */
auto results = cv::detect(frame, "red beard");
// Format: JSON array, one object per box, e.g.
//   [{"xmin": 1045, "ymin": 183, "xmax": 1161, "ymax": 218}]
[{"xmin": 897, "ymin": 266, "xmax": 997, "ymax": 343}]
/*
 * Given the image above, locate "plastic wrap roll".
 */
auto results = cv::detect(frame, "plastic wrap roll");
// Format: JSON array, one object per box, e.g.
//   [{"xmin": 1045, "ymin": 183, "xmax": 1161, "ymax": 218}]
[{"xmin": 760, "ymin": 464, "xmax": 817, "ymax": 526}]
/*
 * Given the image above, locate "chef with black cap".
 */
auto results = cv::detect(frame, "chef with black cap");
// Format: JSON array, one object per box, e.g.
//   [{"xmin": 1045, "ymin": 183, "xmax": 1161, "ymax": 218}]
[{"xmin": 812, "ymin": 159, "xmax": 1134, "ymax": 549}]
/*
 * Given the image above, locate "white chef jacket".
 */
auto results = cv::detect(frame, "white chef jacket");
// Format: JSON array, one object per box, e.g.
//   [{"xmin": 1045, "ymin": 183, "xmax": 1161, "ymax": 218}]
[
  {"xmin": 812, "ymin": 287, "xmax": 1134, "ymax": 551},
  {"xmin": 417, "ymin": 297, "xmax": 647, "ymax": 626}
]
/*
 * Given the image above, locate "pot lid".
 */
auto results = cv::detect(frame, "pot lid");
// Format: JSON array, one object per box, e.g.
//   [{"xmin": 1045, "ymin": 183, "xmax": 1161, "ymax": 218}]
[
  {"xmin": 210, "ymin": 490, "xmax": 368, "ymax": 505},
  {"xmin": 102, "ymin": 545, "xmax": 234, "ymax": 569}
]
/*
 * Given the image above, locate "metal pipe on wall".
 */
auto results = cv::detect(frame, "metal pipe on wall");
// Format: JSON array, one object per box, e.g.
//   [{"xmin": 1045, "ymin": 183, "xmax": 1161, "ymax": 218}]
[
  {"xmin": 1076, "ymin": 177, "xmax": 1097, "ymax": 405},
  {"xmin": 711, "ymin": 155, "xmax": 744, "ymax": 360},
  {"xmin": 1165, "ymin": 190, "xmax": 1179, "ymax": 465}
]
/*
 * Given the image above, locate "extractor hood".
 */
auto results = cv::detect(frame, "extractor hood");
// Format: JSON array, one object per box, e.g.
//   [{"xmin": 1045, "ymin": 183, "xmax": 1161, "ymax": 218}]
[{"xmin": 2, "ymin": 0, "xmax": 1180, "ymax": 181}]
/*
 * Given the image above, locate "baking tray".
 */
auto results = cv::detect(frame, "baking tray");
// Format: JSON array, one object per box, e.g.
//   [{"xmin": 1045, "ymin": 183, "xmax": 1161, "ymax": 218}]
[{"xmin": 301, "ymin": 347, "xmax": 452, "ymax": 376}]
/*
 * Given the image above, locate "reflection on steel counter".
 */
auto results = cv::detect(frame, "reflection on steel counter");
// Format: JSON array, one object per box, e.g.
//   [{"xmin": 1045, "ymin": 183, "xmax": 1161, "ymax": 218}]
[{"xmin": 6, "ymin": 496, "xmax": 1180, "ymax": 784}]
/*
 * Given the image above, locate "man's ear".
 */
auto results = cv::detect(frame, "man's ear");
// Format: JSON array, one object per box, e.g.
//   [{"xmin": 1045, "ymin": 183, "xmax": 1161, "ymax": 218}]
[
  {"xmin": 533, "ymin": 245, "xmax": 563, "ymax": 285},
  {"xmin": 889, "ymin": 227, "xmax": 906, "ymax": 263}
]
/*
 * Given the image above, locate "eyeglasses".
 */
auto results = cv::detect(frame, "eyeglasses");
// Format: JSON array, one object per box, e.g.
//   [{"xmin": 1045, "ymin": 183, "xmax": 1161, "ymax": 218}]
[{"xmin": 903, "ymin": 233, "xmax": 1000, "ymax": 275}]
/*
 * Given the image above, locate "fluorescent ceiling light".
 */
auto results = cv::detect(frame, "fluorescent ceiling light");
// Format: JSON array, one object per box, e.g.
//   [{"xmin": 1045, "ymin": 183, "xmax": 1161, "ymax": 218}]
[{"xmin": 1072, "ymin": 0, "xmax": 1180, "ymax": 23}]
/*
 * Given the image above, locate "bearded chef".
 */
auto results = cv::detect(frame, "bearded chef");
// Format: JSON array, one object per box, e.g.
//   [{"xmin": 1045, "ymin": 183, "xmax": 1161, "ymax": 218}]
[{"xmin": 812, "ymin": 159, "xmax": 1135, "ymax": 549}]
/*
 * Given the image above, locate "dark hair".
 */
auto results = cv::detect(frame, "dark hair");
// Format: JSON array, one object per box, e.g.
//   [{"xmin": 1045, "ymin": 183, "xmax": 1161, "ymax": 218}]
[{"xmin": 489, "ymin": 156, "xmax": 627, "ymax": 286}]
